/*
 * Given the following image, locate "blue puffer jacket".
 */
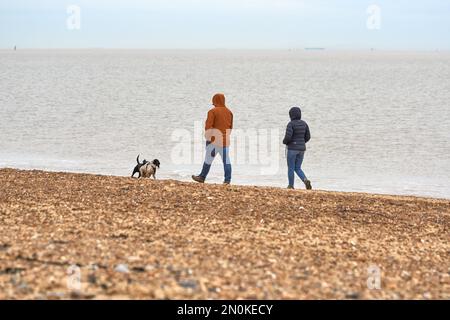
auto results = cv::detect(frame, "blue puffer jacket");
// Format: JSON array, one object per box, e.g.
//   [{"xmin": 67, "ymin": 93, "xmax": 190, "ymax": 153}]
[{"xmin": 282, "ymin": 107, "xmax": 311, "ymax": 151}]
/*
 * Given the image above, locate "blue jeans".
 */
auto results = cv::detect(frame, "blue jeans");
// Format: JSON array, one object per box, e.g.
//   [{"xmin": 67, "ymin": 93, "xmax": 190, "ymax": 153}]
[
  {"xmin": 287, "ymin": 149, "xmax": 307, "ymax": 187},
  {"xmin": 199, "ymin": 142, "xmax": 232, "ymax": 183}
]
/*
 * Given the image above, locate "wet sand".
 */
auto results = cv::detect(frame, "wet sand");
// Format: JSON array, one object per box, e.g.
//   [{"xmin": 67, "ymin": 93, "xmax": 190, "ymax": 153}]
[{"xmin": 0, "ymin": 168, "xmax": 448, "ymax": 299}]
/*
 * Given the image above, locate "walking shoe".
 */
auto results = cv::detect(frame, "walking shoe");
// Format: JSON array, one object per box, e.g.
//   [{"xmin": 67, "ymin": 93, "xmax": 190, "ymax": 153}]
[
  {"xmin": 304, "ymin": 179, "xmax": 312, "ymax": 190},
  {"xmin": 287, "ymin": 185, "xmax": 294, "ymax": 189},
  {"xmin": 223, "ymin": 181, "xmax": 230, "ymax": 185},
  {"xmin": 192, "ymin": 175, "xmax": 205, "ymax": 183}
]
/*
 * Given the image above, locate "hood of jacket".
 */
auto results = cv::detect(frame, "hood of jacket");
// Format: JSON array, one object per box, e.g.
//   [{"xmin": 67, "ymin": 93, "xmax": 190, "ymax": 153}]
[
  {"xmin": 212, "ymin": 93, "xmax": 226, "ymax": 107},
  {"xmin": 289, "ymin": 106, "xmax": 302, "ymax": 120}
]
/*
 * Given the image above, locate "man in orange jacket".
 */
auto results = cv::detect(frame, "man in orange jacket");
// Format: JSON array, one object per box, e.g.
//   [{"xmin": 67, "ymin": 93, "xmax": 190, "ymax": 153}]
[{"xmin": 192, "ymin": 93, "xmax": 233, "ymax": 184}]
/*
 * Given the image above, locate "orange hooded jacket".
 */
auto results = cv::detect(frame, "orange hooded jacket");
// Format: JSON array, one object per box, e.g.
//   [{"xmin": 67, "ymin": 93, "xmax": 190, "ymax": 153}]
[{"xmin": 205, "ymin": 93, "xmax": 233, "ymax": 147}]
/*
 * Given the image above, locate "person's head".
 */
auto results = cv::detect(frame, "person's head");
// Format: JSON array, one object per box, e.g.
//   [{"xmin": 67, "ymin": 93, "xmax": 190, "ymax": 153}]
[
  {"xmin": 289, "ymin": 106, "xmax": 302, "ymax": 120},
  {"xmin": 212, "ymin": 93, "xmax": 226, "ymax": 107}
]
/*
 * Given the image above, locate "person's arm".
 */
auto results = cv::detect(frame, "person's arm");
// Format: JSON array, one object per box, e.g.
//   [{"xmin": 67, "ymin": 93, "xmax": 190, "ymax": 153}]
[
  {"xmin": 282, "ymin": 122, "xmax": 293, "ymax": 145},
  {"xmin": 305, "ymin": 123, "xmax": 311, "ymax": 143},
  {"xmin": 205, "ymin": 109, "xmax": 215, "ymax": 141},
  {"xmin": 230, "ymin": 112, "xmax": 233, "ymax": 131}
]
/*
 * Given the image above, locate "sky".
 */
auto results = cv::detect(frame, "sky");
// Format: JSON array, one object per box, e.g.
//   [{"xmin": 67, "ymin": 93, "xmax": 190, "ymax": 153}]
[{"xmin": 0, "ymin": 0, "xmax": 449, "ymax": 50}]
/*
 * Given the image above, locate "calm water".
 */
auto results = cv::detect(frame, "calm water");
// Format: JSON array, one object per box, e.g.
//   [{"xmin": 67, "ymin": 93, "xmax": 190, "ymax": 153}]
[{"xmin": 1, "ymin": 49, "xmax": 449, "ymax": 199}]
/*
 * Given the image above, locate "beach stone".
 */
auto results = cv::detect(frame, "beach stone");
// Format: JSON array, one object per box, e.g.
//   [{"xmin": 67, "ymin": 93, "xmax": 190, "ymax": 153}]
[
  {"xmin": 127, "ymin": 256, "xmax": 140, "ymax": 262},
  {"xmin": 145, "ymin": 265, "xmax": 156, "ymax": 272},
  {"xmin": 401, "ymin": 271, "xmax": 412, "ymax": 280},
  {"xmin": 0, "ymin": 243, "xmax": 11, "ymax": 251},
  {"xmin": 16, "ymin": 282, "xmax": 31, "ymax": 294},
  {"xmin": 131, "ymin": 266, "xmax": 146, "ymax": 273},
  {"xmin": 88, "ymin": 274, "xmax": 97, "ymax": 284},
  {"xmin": 47, "ymin": 292, "xmax": 66, "ymax": 299},
  {"xmin": 345, "ymin": 292, "xmax": 360, "ymax": 299},
  {"xmin": 114, "ymin": 264, "xmax": 129, "ymax": 273},
  {"xmin": 178, "ymin": 279, "xmax": 198, "ymax": 290}
]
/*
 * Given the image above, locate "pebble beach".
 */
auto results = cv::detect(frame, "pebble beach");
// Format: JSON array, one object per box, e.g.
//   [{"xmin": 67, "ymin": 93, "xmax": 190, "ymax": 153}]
[{"xmin": 0, "ymin": 168, "xmax": 448, "ymax": 299}]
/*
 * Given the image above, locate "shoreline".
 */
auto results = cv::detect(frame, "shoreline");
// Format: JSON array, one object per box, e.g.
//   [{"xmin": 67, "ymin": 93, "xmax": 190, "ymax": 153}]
[
  {"xmin": 0, "ymin": 168, "xmax": 449, "ymax": 299},
  {"xmin": 1, "ymin": 167, "xmax": 448, "ymax": 201}
]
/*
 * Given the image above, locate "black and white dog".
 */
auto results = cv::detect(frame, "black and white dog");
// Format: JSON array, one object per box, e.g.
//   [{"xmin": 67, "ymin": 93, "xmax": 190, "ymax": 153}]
[
  {"xmin": 132, "ymin": 155, "xmax": 160, "ymax": 179},
  {"xmin": 139, "ymin": 159, "xmax": 160, "ymax": 179},
  {"xmin": 131, "ymin": 155, "xmax": 148, "ymax": 178}
]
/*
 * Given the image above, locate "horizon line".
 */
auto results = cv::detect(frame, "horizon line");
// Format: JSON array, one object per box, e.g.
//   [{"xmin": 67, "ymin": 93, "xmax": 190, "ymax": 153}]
[{"xmin": 1, "ymin": 47, "xmax": 449, "ymax": 52}]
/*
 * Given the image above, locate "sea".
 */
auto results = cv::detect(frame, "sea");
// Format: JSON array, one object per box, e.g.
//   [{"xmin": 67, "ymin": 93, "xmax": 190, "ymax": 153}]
[{"xmin": 1, "ymin": 49, "xmax": 449, "ymax": 199}]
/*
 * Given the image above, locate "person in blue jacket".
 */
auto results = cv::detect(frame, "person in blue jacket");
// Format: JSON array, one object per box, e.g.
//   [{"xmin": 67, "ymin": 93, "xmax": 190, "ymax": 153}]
[{"xmin": 282, "ymin": 106, "xmax": 312, "ymax": 190}]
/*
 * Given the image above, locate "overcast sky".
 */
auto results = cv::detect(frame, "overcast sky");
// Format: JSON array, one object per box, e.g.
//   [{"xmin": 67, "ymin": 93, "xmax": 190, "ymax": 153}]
[{"xmin": 1, "ymin": 0, "xmax": 449, "ymax": 49}]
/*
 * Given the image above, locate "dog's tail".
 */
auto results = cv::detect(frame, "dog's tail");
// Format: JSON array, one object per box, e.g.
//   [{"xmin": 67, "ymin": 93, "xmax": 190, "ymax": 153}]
[{"xmin": 136, "ymin": 154, "xmax": 140, "ymax": 164}]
